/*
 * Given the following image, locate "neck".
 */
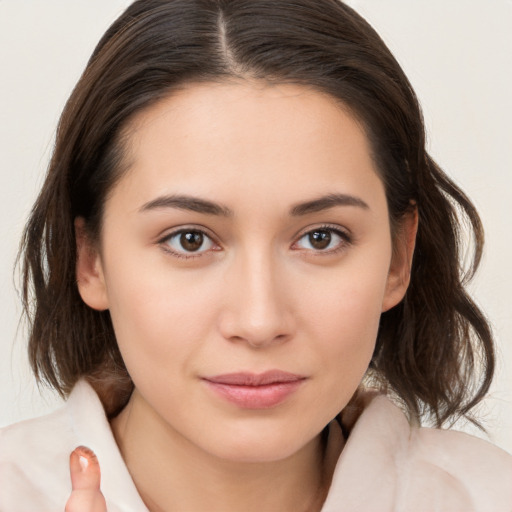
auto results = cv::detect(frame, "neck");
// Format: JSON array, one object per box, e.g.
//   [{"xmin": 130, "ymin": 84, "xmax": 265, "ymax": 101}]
[{"xmin": 110, "ymin": 389, "xmax": 342, "ymax": 512}]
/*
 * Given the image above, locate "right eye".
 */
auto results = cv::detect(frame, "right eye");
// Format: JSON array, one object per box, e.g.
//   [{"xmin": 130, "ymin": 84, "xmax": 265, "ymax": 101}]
[{"xmin": 160, "ymin": 229, "xmax": 217, "ymax": 259}]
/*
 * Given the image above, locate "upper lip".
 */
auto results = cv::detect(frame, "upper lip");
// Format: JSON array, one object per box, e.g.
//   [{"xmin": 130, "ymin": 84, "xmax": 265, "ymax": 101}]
[{"xmin": 203, "ymin": 370, "xmax": 305, "ymax": 386}]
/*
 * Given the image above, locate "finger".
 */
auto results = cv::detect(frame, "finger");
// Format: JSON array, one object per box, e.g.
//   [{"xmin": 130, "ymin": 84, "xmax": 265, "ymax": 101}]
[
  {"xmin": 69, "ymin": 446, "xmax": 102, "ymax": 491},
  {"xmin": 65, "ymin": 489, "xmax": 108, "ymax": 512},
  {"xmin": 66, "ymin": 446, "xmax": 107, "ymax": 512}
]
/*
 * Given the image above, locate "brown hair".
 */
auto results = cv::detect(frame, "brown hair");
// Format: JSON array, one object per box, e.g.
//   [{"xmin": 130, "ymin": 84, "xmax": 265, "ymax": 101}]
[{"xmin": 19, "ymin": 0, "xmax": 493, "ymax": 425}]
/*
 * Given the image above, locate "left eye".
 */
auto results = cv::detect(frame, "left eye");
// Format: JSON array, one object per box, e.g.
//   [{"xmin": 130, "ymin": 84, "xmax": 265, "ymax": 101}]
[
  {"xmin": 295, "ymin": 228, "xmax": 348, "ymax": 252},
  {"xmin": 162, "ymin": 229, "xmax": 215, "ymax": 255}
]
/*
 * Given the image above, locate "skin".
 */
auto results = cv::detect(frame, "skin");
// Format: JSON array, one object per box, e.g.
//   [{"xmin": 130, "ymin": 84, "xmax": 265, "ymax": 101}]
[
  {"xmin": 66, "ymin": 447, "xmax": 106, "ymax": 512},
  {"xmin": 74, "ymin": 81, "xmax": 416, "ymax": 512}
]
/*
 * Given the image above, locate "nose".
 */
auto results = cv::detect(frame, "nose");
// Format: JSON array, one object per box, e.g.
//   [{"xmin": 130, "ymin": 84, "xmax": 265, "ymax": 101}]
[{"xmin": 218, "ymin": 248, "xmax": 294, "ymax": 348}]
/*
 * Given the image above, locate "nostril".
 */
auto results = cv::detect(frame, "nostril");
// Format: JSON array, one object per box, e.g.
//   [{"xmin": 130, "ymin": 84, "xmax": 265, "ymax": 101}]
[{"xmin": 244, "ymin": 332, "xmax": 291, "ymax": 349}]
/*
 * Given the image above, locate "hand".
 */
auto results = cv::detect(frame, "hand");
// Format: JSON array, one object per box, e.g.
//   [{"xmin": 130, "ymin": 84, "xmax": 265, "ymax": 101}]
[{"xmin": 65, "ymin": 446, "xmax": 107, "ymax": 512}]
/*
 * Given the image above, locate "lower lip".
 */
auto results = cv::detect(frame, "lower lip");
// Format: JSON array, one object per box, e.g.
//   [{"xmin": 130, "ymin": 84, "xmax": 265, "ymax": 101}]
[{"xmin": 203, "ymin": 380, "xmax": 304, "ymax": 409}]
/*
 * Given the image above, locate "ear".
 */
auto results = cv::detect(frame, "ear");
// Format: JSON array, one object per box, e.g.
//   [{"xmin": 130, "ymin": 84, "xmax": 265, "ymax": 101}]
[
  {"xmin": 382, "ymin": 206, "xmax": 418, "ymax": 312},
  {"xmin": 75, "ymin": 217, "xmax": 109, "ymax": 311}
]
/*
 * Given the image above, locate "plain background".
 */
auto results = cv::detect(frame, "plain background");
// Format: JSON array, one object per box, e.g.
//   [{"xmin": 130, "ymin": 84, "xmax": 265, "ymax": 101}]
[{"xmin": 1, "ymin": 1, "xmax": 511, "ymax": 453}]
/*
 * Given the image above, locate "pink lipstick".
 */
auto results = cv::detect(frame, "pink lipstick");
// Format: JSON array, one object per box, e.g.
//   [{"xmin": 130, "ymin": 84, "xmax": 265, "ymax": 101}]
[{"xmin": 202, "ymin": 370, "xmax": 305, "ymax": 409}]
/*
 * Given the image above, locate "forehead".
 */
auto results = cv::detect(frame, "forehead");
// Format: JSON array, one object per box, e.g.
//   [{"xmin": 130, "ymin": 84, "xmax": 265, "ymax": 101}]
[{"xmin": 112, "ymin": 80, "xmax": 384, "ymax": 215}]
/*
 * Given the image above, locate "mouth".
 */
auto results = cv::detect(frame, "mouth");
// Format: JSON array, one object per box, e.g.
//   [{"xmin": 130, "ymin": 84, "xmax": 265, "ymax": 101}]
[{"xmin": 202, "ymin": 370, "xmax": 306, "ymax": 409}]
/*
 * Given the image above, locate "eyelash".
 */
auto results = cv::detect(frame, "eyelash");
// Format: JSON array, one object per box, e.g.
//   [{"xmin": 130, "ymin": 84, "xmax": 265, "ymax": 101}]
[
  {"xmin": 158, "ymin": 227, "xmax": 220, "ymax": 260},
  {"xmin": 293, "ymin": 224, "xmax": 352, "ymax": 256},
  {"xmin": 158, "ymin": 224, "xmax": 352, "ymax": 260}
]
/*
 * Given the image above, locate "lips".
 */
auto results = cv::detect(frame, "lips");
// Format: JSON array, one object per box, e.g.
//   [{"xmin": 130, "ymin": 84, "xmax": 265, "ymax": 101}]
[{"xmin": 202, "ymin": 370, "xmax": 306, "ymax": 409}]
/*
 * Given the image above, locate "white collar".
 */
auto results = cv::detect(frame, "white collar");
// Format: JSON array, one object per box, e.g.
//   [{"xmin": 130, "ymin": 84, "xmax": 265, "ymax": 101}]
[
  {"xmin": 68, "ymin": 380, "xmax": 410, "ymax": 512},
  {"xmin": 67, "ymin": 379, "xmax": 150, "ymax": 511}
]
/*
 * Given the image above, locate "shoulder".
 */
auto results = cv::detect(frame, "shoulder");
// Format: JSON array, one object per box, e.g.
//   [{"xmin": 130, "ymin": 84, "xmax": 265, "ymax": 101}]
[
  {"xmin": 0, "ymin": 396, "xmax": 80, "ymax": 510},
  {"xmin": 406, "ymin": 424, "xmax": 512, "ymax": 511},
  {"xmin": 0, "ymin": 380, "xmax": 146, "ymax": 512},
  {"xmin": 323, "ymin": 394, "xmax": 512, "ymax": 512}
]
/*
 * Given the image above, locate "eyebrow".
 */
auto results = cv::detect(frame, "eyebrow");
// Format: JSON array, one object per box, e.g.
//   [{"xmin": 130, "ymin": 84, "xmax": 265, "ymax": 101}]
[
  {"xmin": 140, "ymin": 194, "xmax": 233, "ymax": 216},
  {"xmin": 289, "ymin": 193, "xmax": 369, "ymax": 216},
  {"xmin": 139, "ymin": 192, "xmax": 369, "ymax": 217}
]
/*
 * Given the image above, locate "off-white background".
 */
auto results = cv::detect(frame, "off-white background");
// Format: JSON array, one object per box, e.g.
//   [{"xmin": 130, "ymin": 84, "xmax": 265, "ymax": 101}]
[{"xmin": 1, "ymin": 1, "xmax": 511, "ymax": 453}]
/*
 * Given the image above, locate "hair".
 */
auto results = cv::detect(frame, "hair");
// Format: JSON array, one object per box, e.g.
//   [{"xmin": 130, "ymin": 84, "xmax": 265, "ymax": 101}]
[{"xmin": 19, "ymin": 0, "xmax": 494, "ymax": 426}]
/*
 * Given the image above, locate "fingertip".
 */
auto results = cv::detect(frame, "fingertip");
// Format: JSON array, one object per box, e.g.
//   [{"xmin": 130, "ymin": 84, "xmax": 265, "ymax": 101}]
[
  {"xmin": 73, "ymin": 446, "xmax": 100, "ymax": 469},
  {"xmin": 70, "ymin": 446, "xmax": 101, "ymax": 491}
]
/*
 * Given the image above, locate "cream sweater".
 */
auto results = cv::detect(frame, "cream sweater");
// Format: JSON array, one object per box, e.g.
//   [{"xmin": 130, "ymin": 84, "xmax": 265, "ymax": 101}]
[{"xmin": 1, "ymin": 380, "xmax": 511, "ymax": 511}]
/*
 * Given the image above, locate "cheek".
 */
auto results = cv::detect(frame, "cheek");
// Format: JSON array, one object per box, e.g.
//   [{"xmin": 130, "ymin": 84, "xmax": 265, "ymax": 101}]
[
  {"xmin": 307, "ymin": 307, "xmax": 379, "ymax": 421},
  {"xmin": 309, "ymin": 277, "xmax": 382, "ymax": 366},
  {"xmin": 102, "ymin": 259, "xmax": 221, "ymax": 380},
  {"xmin": 303, "ymin": 245, "xmax": 389, "ymax": 339},
  {"xmin": 300, "ymin": 248, "xmax": 391, "ymax": 405}
]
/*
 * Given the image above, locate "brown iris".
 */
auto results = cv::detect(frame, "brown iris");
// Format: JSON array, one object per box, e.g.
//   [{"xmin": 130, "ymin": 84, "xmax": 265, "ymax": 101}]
[
  {"xmin": 180, "ymin": 231, "xmax": 204, "ymax": 251},
  {"xmin": 309, "ymin": 230, "xmax": 332, "ymax": 250}
]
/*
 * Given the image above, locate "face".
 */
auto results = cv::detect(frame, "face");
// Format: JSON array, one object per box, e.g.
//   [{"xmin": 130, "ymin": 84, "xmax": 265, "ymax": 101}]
[{"xmin": 77, "ymin": 81, "xmax": 413, "ymax": 463}]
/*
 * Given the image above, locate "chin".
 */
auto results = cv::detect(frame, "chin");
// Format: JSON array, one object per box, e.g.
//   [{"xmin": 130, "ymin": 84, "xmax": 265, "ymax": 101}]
[
  {"xmin": 211, "ymin": 441, "xmax": 307, "ymax": 464},
  {"xmin": 197, "ymin": 418, "xmax": 323, "ymax": 464}
]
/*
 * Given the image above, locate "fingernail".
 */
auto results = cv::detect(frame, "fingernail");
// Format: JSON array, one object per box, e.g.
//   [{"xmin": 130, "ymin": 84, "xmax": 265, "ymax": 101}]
[{"xmin": 79, "ymin": 455, "xmax": 89, "ymax": 471}]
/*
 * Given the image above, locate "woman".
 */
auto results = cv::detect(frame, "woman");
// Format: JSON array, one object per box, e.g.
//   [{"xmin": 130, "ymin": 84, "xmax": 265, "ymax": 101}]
[{"xmin": 1, "ymin": 1, "xmax": 511, "ymax": 511}]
